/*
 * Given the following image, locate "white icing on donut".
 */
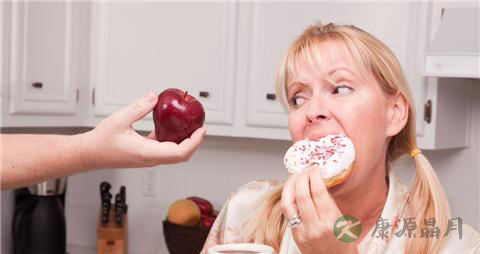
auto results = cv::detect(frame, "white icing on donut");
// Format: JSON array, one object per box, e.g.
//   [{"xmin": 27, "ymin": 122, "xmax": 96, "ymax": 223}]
[{"xmin": 283, "ymin": 134, "xmax": 355, "ymax": 179}]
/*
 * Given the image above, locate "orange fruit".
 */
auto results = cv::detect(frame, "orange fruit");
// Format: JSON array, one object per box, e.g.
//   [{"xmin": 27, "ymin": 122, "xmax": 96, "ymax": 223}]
[{"xmin": 167, "ymin": 199, "xmax": 201, "ymax": 226}]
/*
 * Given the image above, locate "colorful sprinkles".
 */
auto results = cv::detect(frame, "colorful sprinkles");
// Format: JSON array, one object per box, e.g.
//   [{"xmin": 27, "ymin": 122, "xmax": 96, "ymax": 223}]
[{"xmin": 283, "ymin": 134, "xmax": 355, "ymax": 178}]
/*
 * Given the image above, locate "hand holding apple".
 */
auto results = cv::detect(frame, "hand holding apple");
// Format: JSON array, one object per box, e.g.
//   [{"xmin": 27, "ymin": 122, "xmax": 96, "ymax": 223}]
[
  {"xmin": 80, "ymin": 91, "xmax": 206, "ymax": 170},
  {"xmin": 153, "ymin": 88, "xmax": 205, "ymax": 144}
]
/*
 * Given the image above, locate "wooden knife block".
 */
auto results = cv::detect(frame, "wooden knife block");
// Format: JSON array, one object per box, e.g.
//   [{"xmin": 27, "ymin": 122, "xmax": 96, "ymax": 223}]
[{"xmin": 97, "ymin": 207, "xmax": 128, "ymax": 254}]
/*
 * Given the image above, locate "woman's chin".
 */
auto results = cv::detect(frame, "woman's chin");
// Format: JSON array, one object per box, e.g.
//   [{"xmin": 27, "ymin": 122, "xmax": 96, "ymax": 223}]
[{"xmin": 328, "ymin": 174, "xmax": 357, "ymax": 197}]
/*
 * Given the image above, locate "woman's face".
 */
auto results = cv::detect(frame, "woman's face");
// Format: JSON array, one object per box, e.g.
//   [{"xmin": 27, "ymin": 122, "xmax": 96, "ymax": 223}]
[{"xmin": 286, "ymin": 40, "xmax": 398, "ymax": 194}]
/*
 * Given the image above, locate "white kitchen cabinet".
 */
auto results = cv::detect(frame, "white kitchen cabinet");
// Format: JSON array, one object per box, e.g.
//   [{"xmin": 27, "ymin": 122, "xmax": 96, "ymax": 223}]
[
  {"xmin": 7, "ymin": 2, "xmax": 77, "ymax": 115},
  {"xmin": 243, "ymin": 2, "xmax": 476, "ymax": 149},
  {"xmin": 2, "ymin": 2, "xmax": 474, "ymax": 149},
  {"xmin": 413, "ymin": 2, "xmax": 478, "ymax": 149},
  {"xmin": 423, "ymin": 3, "xmax": 479, "ymax": 78},
  {"xmin": 419, "ymin": 78, "xmax": 473, "ymax": 150},
  {"xmin": 83, "ymin": 2, "xmax": 479, "ymax": 147},
  {"xmin": 244, "ymin": 2, "xmax": 419, "ymax": 129},
  {"xmin": 1, "ymin": 2, "xmax": 5, "ymax": 108},
  {"xmin": 90, "ymin": 2, "xmax": 236, "ymax": 126}
]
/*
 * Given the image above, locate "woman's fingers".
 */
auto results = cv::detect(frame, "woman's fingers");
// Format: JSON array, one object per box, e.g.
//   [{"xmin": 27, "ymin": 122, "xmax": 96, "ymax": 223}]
[
  {"xmin": 309, "ymin": 166, "xmax": 338, "ymax": 217},
  {"xmin": 282, "ymin": 166, "xmax": 341, "ymax": 234},
  {"xmin": 295, "ymin": 168, "xmax": 321, "ymax": 225},
  {"xmin": 281, "ymin": 174, "xmax": 299, "ymax": 220}
]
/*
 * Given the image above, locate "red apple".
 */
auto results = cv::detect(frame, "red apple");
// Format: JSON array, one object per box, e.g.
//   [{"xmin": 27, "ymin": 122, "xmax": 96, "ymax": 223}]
[
  {"xmin": 187, "ymin": 196, "xmax": 213, "ymax": 216},
  {"xmin": 153, "ymin": 88, "xmax": 205, "ymax": 144},
  {"xmin": 200, "ymin": 215, "xmax": 216, "ymax": 229}
]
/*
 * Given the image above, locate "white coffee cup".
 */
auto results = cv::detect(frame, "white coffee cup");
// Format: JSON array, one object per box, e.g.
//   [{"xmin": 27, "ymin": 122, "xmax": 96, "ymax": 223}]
[{"xmin": 208, "ymin": 243, "xmax": 274, "ymax": 254}]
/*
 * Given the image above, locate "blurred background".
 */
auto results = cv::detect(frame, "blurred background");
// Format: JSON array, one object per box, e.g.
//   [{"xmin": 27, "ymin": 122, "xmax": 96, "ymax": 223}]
[{"xmin": 1, "ymin": 1, "xmax": 479, "ymax": 254}]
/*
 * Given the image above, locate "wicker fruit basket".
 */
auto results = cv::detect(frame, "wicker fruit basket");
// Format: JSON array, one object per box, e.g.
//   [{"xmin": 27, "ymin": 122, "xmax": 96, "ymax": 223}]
[{"xmin": 163, "ymin": 220, "xmax": 210, "ymax": 254}]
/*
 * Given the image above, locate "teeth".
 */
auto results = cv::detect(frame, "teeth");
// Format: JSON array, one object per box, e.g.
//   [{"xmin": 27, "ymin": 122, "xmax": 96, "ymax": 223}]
[{"xmin": 283, "ymin": 133, "xmax": 355, "ymax": 180}]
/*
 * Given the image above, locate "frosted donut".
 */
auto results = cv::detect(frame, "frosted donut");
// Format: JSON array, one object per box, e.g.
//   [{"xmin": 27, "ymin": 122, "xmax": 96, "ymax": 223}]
[{"xmin": 283, "ymin": 134, "xmax": 355, "ymax": 188}]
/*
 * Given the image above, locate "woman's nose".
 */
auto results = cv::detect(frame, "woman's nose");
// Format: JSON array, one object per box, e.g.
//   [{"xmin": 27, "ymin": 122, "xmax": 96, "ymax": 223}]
[
  {"xmin": 306, "ymin": 112, "xmax": 329, "ymax": 123},
  {"xmin": 306, "ymin": 100, "xmax": 331, "ymax": 123}
]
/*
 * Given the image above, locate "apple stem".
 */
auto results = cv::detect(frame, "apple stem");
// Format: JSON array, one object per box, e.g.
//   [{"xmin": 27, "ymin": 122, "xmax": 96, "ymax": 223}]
[{"xmin": 184, "ymin": 91, "xmax": 188, "ymax": 100}]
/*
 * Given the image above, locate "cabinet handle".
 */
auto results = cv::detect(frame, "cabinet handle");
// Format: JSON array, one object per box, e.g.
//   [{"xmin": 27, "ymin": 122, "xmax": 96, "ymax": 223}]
[
  {"xmin": 199, "ymin": 91, "xmax": 210, "ymax": 98},
  {"xmin": 424, "ymin": 100, "xmax": 432, "ymax": 124},
  {"xmin": 266, "ymin": 93, "xmax": 276, "ymax": 100},
  {"xmin": 32, "ymin": 82, "xmax": 43, "ymax": 88}
]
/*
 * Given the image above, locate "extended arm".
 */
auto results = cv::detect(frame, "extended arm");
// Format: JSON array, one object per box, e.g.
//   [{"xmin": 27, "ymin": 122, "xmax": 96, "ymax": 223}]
[
  {"xmin": 1, "ymin": 133, "xmax": 87, "ymax": 189},
  {"xmin": 1, "ymin": 91, "xmax": 206, "ymax": 190}
]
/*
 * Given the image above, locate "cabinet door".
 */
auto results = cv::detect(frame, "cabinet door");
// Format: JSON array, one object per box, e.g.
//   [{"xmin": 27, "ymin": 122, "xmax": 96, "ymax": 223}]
[
  {"xmin": 415, "ymin": 1, "xmax": 478, "ymax": 149},
  {"xmin": 91, "ymin": 2, "xmax": 237, "ymax": 125},
  {"xmin": 8, "ymin": 2, "xmax": 77, "ymax": 115},
  {"xmin": 245, "ymin": 2, "xmax": 418, "ymax": 129},
  {"xmin": 1, "ymin": 2, "xmax": 5, "ymax": 108}
]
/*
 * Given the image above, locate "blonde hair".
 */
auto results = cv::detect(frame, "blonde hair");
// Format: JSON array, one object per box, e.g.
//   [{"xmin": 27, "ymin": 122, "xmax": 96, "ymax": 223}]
[{"xmin": 244, "ymin": 23, "xmax": 451, "ymax": 254}]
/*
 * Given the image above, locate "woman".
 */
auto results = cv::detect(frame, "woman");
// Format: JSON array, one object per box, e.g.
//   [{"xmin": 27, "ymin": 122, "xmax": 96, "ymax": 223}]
[{"xmin": 201, "ymin": 23, "xmax": 479, "ymax": 253}]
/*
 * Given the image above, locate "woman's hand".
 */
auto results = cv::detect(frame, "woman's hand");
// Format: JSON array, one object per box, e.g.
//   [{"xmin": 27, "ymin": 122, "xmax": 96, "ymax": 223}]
[
  {"xmin": 79, "ymin": 91, "xmax": 206, "ymax": 170},
  {"xmin": 281, "ymin": 166, "xmax": 358, "ymax": 254}
]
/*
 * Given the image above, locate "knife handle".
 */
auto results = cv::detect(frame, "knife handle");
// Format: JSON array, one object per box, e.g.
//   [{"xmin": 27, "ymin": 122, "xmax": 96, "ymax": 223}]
[
  {"xmin": 120, "ymin": 186, "xmax": 127, "ymax": 213},
  {"xmin": 115, "ymin": 208, "xmax": 123, "ymax": 227},
  {"xmin": 100, "ymin": 182, "xmax": 112, "ymax": 226},
  {"xmin": 100, "ymin": 182, "xmax": 111, "ymax": 194},
  {"xmin": 101, "ymin": 205, "xmax": 110, "ymax": 225},
  {"xmin": 114, "ymin": 193, "xmax": 122, "ymax": 227}
]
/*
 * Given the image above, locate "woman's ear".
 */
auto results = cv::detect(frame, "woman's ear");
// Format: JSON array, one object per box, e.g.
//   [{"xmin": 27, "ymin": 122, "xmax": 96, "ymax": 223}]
[{"xmin": 386, "ymin": 92, "xmax": 409, "ymax": 137}]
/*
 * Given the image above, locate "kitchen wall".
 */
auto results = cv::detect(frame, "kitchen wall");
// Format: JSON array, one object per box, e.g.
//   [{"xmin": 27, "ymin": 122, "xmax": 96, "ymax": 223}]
[{"xmin": 1, "ymin": 82, "xmax": 479, "ymax": 254}]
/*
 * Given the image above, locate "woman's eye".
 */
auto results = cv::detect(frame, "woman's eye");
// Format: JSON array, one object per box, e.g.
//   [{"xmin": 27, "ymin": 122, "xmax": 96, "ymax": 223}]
[
  {"xmin": 290, "ymin": 96, "xmax": 306, "ymax": 107},
  {"xmin": 333, "ymin": 85, "xmax": 354, "ymax": 95}
]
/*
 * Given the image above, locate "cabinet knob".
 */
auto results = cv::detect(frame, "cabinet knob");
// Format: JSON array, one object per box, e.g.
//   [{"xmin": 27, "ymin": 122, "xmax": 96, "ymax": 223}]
[
  {"xmin": 32, "ymin": 82, "xmax": 43, "ymax": 88},
  {"xmin": 266, "ymin": 93, "xmax": 276, "ymax": 100},
  {"xmin": 199, "ymin": 91, "xmax": 210, "ymax": 98},
  {"xmin": 424, "ymin": 100, "xmax": 432, "ymax": 124}
]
